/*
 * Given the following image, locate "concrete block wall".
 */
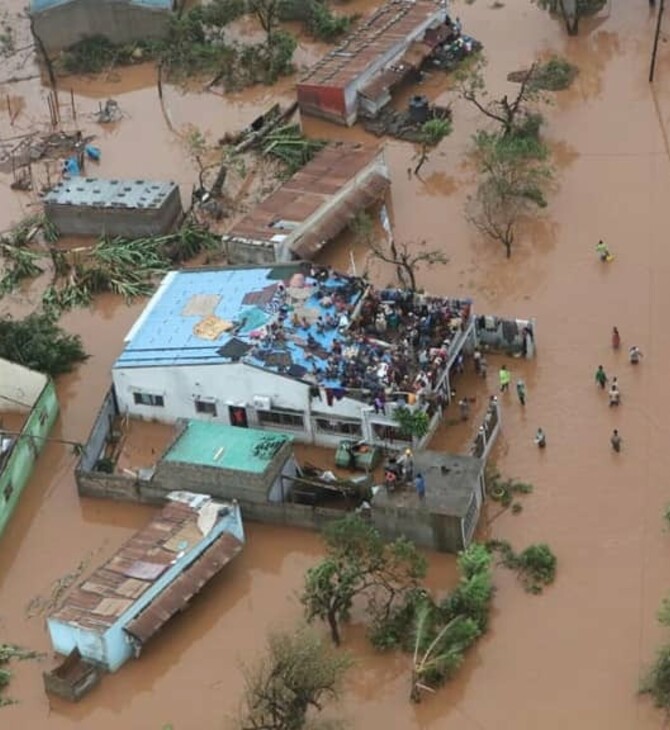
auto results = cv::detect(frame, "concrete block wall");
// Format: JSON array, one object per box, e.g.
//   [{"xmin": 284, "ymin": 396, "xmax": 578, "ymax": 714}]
[
  {"xmin": 32, "ymin": 0, "xmax": 173, "ymax": 55},
  {"xmin": 45, "ymin": 187, "xmax": 183, "ymax": 238}
]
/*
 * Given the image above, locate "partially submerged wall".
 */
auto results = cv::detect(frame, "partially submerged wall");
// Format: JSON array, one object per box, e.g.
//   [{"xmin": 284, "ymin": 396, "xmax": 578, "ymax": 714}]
[{"xmin": 31, "ymin": 0, "xmax": 174, "ymax": 55}]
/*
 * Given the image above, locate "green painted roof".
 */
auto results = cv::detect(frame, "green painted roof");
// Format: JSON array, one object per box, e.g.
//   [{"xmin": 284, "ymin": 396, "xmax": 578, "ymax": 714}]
[{"xmin": 163, "ymin": 421, "xmax": 291, "ymax": 473}]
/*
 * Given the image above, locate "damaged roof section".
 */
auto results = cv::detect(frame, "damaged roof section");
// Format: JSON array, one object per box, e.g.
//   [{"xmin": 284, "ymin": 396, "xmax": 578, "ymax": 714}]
[
  {"xmin": 223, "ymin": 142, "xmax": 389, "ymax": 264},
  {"xmin": 299, "ymin": 0, "xmax": 444, "ymax": 89},
  {"xmin": 48, "ymin": 493, "xmax": 244, "ymax": 655}
]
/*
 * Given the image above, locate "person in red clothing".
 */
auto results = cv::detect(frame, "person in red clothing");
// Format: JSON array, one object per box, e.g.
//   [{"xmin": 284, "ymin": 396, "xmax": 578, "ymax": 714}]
[{"xmin": 612, "ymin": 327, "xmax": 621, "ymax": 350}]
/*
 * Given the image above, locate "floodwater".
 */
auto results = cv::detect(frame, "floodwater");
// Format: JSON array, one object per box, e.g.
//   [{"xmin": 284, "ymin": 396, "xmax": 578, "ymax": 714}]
[{"xmin": 2, "ymin": 0, "xmax": 670, "ymax": 727}]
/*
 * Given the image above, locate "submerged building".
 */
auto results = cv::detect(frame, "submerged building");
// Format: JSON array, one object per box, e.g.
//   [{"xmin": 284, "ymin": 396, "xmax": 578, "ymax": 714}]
[
  {"xmin": 43, "ymin": 178, "xmax": 183, "ymax": 238},
  {"xmin": 46, "ymin": 492, "xmax": 244, "ymax": 678},
  {"xmin": 297, "ymin": 0, "xmax": 449, "ymax": 126},
  {"xmin": 110, "ymin": 263, "xmax": 475, "ymax": 448},
  {"xmin": 0, "ymin": 358, "xmax": 59, "ymax": 541},
  {"xmin": 222, "ymin": 143, "xmax": 390, "ymax": 264},
  {"xmin": 30, "ymin": 0, "xmax": 176, "ymax": 55}
]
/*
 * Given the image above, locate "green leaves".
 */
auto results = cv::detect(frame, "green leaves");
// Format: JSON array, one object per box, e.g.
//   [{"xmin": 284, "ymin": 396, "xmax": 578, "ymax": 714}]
[{"xmin": 393, "ymin": 407, "xmax": 430, "ymax": 440}]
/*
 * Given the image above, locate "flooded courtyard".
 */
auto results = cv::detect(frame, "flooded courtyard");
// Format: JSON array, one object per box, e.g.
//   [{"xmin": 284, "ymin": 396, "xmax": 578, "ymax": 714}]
[{"xmin": 2, "ymin": 0, "xmax": 670, "ymax": 727}]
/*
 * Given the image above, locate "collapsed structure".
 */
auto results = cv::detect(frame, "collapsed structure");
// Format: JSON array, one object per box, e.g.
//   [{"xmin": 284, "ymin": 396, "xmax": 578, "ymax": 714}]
[
  {"xmin": 297, "ymin": 0, "xmax": 449, "ymax": 126},
  {"xmin": 0, "ymin": 359, "xmax": 59, "ymax": 541},
  {"xmin": 30, "ymin": 0, "xmax": 175, "ymax": 55},
  {"xmin": 222, "ymin": 143, "xmax": 390, "ymax": 264}
]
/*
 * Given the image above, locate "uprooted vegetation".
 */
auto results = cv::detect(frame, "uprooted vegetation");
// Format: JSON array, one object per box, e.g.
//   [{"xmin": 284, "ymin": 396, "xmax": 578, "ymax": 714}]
[
  {"xmin": 508, "ymin": 56, "xmax": 578, "ymax": 91},
  {"xmin": 56, "ymin": 0, "xmax": 354, "ymax": 84},
  {"xmin": 487, "ymin": 468, "xmax": 533, "ymax": 514},
  {"xmin": 641, "ymin": 598, "xmax": 670, "ymax": 711},
  {"xmin": 1, "ymin": 644, "xmax": 44, "ymax": 707},
  {"xmin": 486, "ymin": 539, "xmax": 557, "ymax": 594}
]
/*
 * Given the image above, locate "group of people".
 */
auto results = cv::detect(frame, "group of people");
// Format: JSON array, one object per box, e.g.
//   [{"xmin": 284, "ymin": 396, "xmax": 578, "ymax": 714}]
[
  {"xmin": 383, "ymin": 448, "xmax": 426, "ymax": 499},
  {"xmin": 594, "ymin": 327, "xmax": 644, "ymax": 452}
]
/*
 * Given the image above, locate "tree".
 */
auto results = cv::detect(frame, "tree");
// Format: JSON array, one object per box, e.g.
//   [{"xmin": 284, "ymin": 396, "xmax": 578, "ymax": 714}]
[
  {"xmin": 250, "ymin": 0, "xmax": 284, "ymax": 44},
  {"xmin": 465, "ymin": 131, "xmax": 553, "ymax": 257},
  {"xmin": 369, "ymin": 238, "xmax": 447, "ymax": 292},
  {"xmin": 0, "ymin": 314, "xmax": 88, "ymax": 376},
  {"xmin": 393, "ymin": 407, "xmax": 429, "ymax": 442},
  {"xmin": 237, "ymin": 627, "xmax": 351, "ymax": 730},
  {"xmin": 458, "ymin": 58, "xmax": 543, "ymax": 138},
  {"xmin": 302, "ymin": 516, "xmax": 427, "ymax": 645},
  {"xmin": 414, "ymin": 117, "xmax": 452, "ymax": 175},
  {"xmin": 531, "ymin": 0, "xmax": 607, "ymax": 36}
]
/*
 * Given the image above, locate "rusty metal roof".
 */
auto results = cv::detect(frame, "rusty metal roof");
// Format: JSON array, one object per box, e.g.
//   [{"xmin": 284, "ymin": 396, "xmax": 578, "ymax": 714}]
[
  {"xmin": 50, "ymin": 500, "xmax": 237, "ymax": 633},
  {"xmin": 123, "ymin": 532, "xmax": 243, "ymax": 644},
  {"xmin": 298, "ymin": 0, "xmax": 444, "ymax": 90},
  {"xmin": 291, "ymin": 173, "xmax": 390, "ymax": 258},
  {"xmin": 225, "ymin": 143, "xmax": 385, "ymax": 246}
]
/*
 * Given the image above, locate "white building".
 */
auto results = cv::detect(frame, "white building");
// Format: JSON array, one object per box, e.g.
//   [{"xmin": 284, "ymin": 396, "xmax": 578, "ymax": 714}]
[{"xmin": 111, "ymin": 264, "xmax": 475, "ymax": 448}]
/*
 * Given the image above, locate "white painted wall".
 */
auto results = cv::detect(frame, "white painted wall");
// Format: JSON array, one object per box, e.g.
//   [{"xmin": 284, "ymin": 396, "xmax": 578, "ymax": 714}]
[
  {"xmin": 0, "ymin": 358, "xmax": 48, "ymax": 412},
  {"xmin": 113, "ymin": 362, "xmax": 375, "ymax": 445}
]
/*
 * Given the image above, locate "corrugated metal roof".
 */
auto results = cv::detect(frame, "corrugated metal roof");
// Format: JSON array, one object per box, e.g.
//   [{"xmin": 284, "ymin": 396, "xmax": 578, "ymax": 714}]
[
  {"xmin": 225, "ymin": 143, "xmax": 384, "ymax": 245},
  {"xmin": 123, "ymin": 532, "xmax": 243, "ymax": 644},
  {"xmin": 299, "ymin": 0, "xmax": 445, "ymax": 90},
  {"xmin": 43, "ymin": 178, "xmax": 177, "ymax": 211},
  {"xmin": 50, "ymin": 498, "xmax": 239, "ymax": 633},
  {"xmin": 31, "ymin": 0, "xmax": 172, "ymax": 12},
  {"xmin": 291, "ymin": 173, "xmax": 390, "ymax": 258}
]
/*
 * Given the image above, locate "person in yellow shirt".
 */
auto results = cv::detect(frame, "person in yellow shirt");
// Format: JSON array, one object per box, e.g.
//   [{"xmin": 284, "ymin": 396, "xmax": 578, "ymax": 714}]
[{"xmin": 499, "ymin": 364, "xmax": 511, "ymax": 393}]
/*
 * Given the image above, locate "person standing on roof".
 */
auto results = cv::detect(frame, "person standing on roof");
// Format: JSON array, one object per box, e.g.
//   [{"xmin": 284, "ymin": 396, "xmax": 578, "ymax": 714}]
[
  {"xmin": 499, "ymin": 364, "xmax": 511, "ymax": 393},
  {"xmin": 415, "ymin": 473, "xmax": 426, "ymax": 500}
]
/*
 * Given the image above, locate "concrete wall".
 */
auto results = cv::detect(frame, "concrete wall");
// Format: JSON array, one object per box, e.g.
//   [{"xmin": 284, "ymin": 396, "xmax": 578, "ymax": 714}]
[
  {"xmin": 0, "ymin": 378, "xmax": 59, "ymax": 539},
  {"xmin": 45, "ymin": 187, "xmax": 183, "ymax": 238},
  {"xmin": 222, "ymin": 238, "xmax": 281, "ymax": 266},
  {"xmin": 152, "ymin": 439, "xmax": 294, "ymax": 504},
  {"xmin": 475, "ymin": 316, "xmax": 536, "ymax": 358},
  {"xmin": 32, "ymin": 0, "xmax": 174, "ymax": 55}
]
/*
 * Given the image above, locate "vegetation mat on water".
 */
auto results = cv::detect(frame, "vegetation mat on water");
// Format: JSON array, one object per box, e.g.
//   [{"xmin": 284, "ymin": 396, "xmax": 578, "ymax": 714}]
[
  {"xmin": 0, "ymin": 644, "xmax": 44, "ymax": 708},
  {"xmin": 487, "ymin": 539, "xmax": 557, "ymax": 594}
]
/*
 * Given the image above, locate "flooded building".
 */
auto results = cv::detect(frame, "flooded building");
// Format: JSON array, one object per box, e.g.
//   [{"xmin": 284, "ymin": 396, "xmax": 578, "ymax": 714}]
[
  {"xmin": 222, "ymin": 143, "xmax": 390, "ymax": 264},
  {"xmin": 110, "ymin": 263, "xmax": 475, "ymax": 449},
  {"xmin": 43, "ymin": 177, "xmax": 183, "ymax": 238},
  {"xmin": 297, "ymin": 0, "xmax": 449, "ymax": 126},
  {"xmin": 0, "ymin": 358, "xmax": 59, "ymax": 540},
  {"xmin": 30, "ymin": 0, "xmax": 175, "ymax": 55},
  {"xmin": 45, "ymin": 492, "xmax": 244, "ymax": 682}
]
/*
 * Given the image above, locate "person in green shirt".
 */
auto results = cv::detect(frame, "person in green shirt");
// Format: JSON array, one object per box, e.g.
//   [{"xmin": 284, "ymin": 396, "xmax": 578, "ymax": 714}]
[
  {"xmin": 595, "ymin": 365, "xmax": 608, "ymax": 389},
  {"xmin": 596, "ymin": 240, "xmax": 612, "ymax": 261},
  {"xmin": 499, "ymin": 364, "xmax": 511, "ymax": 392}
]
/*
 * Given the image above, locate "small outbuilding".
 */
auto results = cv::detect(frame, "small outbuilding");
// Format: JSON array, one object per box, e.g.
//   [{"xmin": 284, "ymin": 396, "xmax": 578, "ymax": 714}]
[
  {"xmin": 222, "ymin": 143, "xmax": 390, "ymax": 264},
  {"xmin": 46, "ymin": 491, "xmax": 245, "ymax": 677},
  {"xmin": 371, "ymin": 452, "xmax": 485, "ymax": 553},
  {"xmin": 153, "ymin": 421, "xmax": 297, "ymax": 504},
  {"xmin": 30, "ymin": 0, "xmax": 176, "ymax": 56},
  {"xmin": 43, "ymin": 177, "xmax": 183, "ymax": 238}
]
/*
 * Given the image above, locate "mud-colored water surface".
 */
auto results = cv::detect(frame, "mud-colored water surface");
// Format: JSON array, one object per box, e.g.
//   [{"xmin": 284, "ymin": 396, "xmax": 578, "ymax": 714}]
[{"xmin": 2, "ymin": 0, "xmax": 670, "ymax": 728}]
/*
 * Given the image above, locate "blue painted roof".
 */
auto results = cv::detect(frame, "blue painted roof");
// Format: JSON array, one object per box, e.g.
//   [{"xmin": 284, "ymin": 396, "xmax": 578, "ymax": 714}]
[
  {"xmin": 114, "ymin": 266, "xmax": 368, "ymax": 387},
  {"xmin": 31, "ymin": 0, "xmax": 172, "ymax": 12}
]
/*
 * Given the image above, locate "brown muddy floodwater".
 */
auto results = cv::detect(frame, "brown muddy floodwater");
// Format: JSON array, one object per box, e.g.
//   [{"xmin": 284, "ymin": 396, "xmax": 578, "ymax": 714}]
[{"xmin": 3, "ymin": 0, "xmax": 670, "ymax": 727}]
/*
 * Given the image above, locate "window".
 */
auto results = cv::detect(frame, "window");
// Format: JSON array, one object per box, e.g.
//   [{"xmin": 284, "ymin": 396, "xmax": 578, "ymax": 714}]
[
  {"xmin": 3, "ymin": 482, "xmax": 13, "ymax": 502},
  {"xmin": 257, "ymin": 409, "xmax": 304, "ymax": 430},
  {"xmin": 315, "ymin": 418, "xmax": 362, "ymax": 437},
  {"xmin": 133, "ymin": 392, "xmax": 164, "ymax": 407},
  {"xmin": 195, "ymin": 400, "xmax": 217, "ymax": 416}
]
